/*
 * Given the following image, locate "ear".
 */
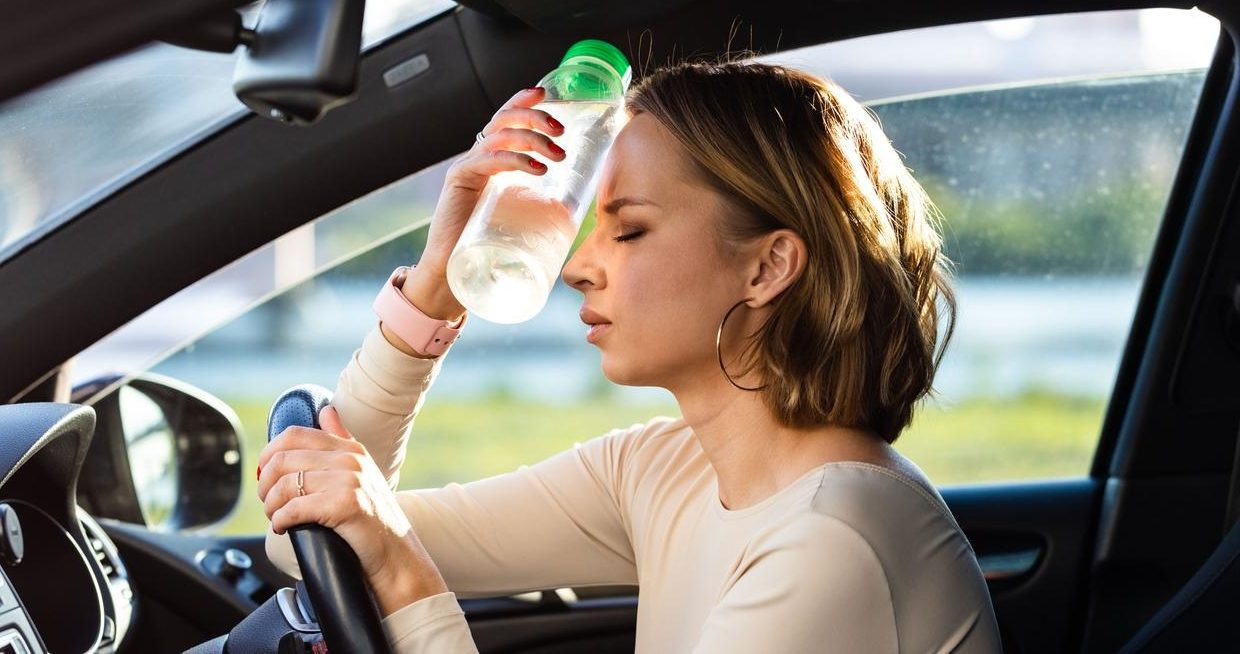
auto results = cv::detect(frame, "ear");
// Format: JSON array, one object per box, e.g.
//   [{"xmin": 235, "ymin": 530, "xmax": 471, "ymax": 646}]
[{"xmin": 746, "ymin": 229, "xmax": 806, "ymax": 308}]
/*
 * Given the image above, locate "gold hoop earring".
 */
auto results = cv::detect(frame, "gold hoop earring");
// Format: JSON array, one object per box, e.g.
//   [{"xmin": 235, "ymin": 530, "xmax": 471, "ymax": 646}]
[{"xmin": 716, "ymin": 299, "xmax": 767, "ymax": 392}]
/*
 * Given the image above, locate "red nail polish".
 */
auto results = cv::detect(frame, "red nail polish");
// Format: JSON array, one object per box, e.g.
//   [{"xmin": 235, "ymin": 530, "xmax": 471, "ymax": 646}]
[
  {"xmin": 529, "ymin": 159, "xmax": 546, "ymax": 170},
  {"xmin": 256, "ymin": 465, "xmax": 262, "ymax": 481},
  {"xmin": 546, "ymin": 116, "xmax": 564, "ymax": 132},
  {"xmin": 548, "ymin": 142, "xmax": 565, "ymax": 157},
  {"xmin": 525, "ymin": 86, "xmax": 543, "ymax": 93}
]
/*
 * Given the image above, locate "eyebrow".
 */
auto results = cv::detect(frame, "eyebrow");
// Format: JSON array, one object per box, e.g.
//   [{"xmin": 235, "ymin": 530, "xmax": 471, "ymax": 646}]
[{"xmin": 600, "ymin": 197, "xmax": 658, "ymax": 216}]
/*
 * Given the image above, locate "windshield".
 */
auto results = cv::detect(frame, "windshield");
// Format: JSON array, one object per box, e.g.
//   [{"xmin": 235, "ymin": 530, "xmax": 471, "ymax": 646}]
[{"xmin": 0, "ymin": 0, "xmax": 455, "ymax": 261}]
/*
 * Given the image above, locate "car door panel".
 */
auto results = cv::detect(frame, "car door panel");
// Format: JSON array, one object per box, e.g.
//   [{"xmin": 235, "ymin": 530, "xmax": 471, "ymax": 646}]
[{"xmin": 944, "ymin": 480, "xmax": 1100, "ymax": 654}]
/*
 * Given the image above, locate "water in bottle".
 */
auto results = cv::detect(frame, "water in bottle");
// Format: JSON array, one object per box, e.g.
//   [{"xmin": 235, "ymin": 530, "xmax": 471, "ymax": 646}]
[{"xmin": 447, "ymin": 40, "xmax": 631, "ymax": 324}]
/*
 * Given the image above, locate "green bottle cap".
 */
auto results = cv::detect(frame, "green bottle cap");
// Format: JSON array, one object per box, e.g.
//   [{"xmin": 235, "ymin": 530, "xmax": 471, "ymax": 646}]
[{"xmin": 561, "ymin": 39, "xmax": 632, "ymax": 89}]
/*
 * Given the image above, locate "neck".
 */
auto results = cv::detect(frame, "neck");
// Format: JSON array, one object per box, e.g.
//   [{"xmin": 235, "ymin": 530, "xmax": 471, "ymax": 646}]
[{"xmin": 671, "ymin": 377, "xmax": 892, "ymax": 511}]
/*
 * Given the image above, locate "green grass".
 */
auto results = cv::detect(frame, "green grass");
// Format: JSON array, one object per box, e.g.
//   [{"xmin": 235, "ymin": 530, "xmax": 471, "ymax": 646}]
[
  {"xmin": 896, "ymin": 391, "xmax": 1104, "ymax": 483},
  {"xmin": 211, "ymin": 392, "xmax": 1104, "ymax": 535}
]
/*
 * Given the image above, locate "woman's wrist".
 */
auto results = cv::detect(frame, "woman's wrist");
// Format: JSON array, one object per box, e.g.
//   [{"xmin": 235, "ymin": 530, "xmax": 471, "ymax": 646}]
[
  {"xmin": 372, "ymin": 542, "xmax": 450, "ymax": 617},
  {"xmin": 401, "ymin": 264, "xmax": 466, "ymax": 323},
  {"xmin": 377, "ymin": 263, "xmax": 467, "ymax": 359}
]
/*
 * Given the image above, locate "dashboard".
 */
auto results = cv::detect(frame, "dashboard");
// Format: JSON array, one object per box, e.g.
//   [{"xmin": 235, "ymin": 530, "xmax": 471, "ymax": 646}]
[
  {"xmin": 0, "ymin": 401, "xmax": 295, "ymax": 653},
  {"xmin": 0, "ymin": 502, "xmax": 135, "ymax": 653},
  {"xmin": 0, "ymin": 403, "xmax": 134, "ymax": 653}
]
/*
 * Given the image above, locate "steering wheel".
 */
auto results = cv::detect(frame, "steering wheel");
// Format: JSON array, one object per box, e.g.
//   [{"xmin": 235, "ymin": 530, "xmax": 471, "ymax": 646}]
[{"xmin": 267, "ymin": 384, "xmax": 389, "ymax": 653}]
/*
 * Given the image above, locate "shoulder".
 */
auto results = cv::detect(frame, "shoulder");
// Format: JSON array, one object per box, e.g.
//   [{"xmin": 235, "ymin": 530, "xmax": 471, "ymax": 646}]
[
  {"xmin": 733, "ymin": 511, "xmax": 898, "ymax": 640},
  {"xmin": 807, "ymin": 461, "xmax": 968, "ymax": 552},
  {"xmin": 787, "ymin": 463, "xmax": 1000, "ymax": 647},
  {"xmin": 749, "ymin": 508, "xmax": 890, "ymax": 581},
  {"xmin": 741, "ymin": 461, "xmax": 987, "ymax": 607},
  {"xmin": 575, "ymin": 414, "xmax": 693, "ymax": 468},
  {"xmin": 705, "ymin": 510, "xmax": 902, "ymax": 653},
  {"xmin": 741, "ymin": 498, "xmax": 1000, "ymax": 652},
  {"xmin": 567, "ymin": 414, "xmax": 695, "ymax": 485},
  {"xmin": 567, "ymin": 415, "xmax": 704, "ymax": 516}
]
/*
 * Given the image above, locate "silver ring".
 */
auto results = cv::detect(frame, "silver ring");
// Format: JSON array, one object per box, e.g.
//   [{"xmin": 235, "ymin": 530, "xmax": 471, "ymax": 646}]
[
  {"xmin": 296, "ymin": 469, "xmax": 305, "ymax": 497},
  {"xmin": 475, "ymin": 130, "xmax": 487, "ymax": 144}
]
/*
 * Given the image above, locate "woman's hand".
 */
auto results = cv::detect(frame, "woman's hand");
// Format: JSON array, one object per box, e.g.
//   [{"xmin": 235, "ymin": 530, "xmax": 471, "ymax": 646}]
[
  {"xmin": 257, "ymin": 405, "xmax": 449, "ymax": 616},
  {"xmin": 417, "ymin": 85, "xmax": 568, "ymax": 276},
  {"xmin": 391, "ymin": 85, "xmax": 569, "ymax": 329}
]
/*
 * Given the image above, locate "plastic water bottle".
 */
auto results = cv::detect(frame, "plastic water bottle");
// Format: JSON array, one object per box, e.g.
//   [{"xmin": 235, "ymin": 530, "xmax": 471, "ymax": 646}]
[{"xmin": 446, "ymin": 40, "xmax": 632, "ymax": 324}]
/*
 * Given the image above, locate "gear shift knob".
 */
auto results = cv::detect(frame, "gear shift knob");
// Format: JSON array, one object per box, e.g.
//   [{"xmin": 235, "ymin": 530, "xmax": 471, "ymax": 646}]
[{"xmin": 267, "ymin": 384, "xmax": 333, "ymax": 443}]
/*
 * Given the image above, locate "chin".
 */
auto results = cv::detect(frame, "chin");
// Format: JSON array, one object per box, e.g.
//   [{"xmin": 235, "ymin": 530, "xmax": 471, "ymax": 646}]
[
  {"xmin": 599, "ymin": 351, "xmax": 679, "ymax": 390},
  {"xmin": 598, "ymin": 354, "xmax": 650, "ymax": 388},
  {"xmin": 598, "ymin": 358, "xmax": 633, "ymax": 386}
]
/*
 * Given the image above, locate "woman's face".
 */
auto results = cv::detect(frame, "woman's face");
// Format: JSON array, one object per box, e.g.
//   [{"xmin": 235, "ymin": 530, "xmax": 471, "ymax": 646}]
[{"xmin": 562, "ymin": 112, "xmax": 747, "ymax": 391}]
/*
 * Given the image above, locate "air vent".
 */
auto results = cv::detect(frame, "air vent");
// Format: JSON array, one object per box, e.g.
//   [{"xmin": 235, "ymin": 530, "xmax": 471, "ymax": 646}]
[
  {"xmin": 77, "ymin": 508, "xmax": 128, "ymax": 585},
  {"xmin": 88, "ymin": 534, "xmax": 118, "ymax": 579},
  {"xmin": 76, "ymin": 507, "xmax": 134, "ymax": 648}
]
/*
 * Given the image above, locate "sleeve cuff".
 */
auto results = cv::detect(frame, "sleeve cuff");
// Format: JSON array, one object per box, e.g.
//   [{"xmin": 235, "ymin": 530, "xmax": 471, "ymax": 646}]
[
  {"xmin": 381, "ymin": 591, "xmax": 478, "ymax": 653},
  {"xmin": 341, "ymin": 323, "xmax": 455, "ymax": 419},
  {"xmin": 361, "ymin": 322, "xmax": 449, "ymax": 387}
]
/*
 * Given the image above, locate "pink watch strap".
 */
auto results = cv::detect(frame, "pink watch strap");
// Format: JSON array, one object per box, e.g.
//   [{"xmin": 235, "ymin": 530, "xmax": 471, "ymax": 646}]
[{"xmin": 372, "ymin": 266, "xmax": 465, "ymax": 357}]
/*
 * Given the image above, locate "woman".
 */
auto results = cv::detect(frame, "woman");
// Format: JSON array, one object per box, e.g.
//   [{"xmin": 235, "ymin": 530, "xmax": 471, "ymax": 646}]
[{"xmin": 258, "ymin": 60, "xmax": 1003, "ymax": 652}]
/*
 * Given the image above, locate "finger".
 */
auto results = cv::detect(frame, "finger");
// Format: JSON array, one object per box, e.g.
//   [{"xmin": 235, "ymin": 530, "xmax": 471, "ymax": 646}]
[
  {"xmin": 456, "ymin": 149, "xmax": 548, "ymax": 180},
  {"xmin": 258, "ymin": 424, "xmax": 362, "ymax": 470},
  {"xmin": 479, "ymin": 107, "xmax": 565, "ymax": 139},
  {"xmin": 264, "ymin": 469, "xmax": 359, "ymax": 524},
  {"xmin": 321, "ymin": 406, "xmax": 373, "ymax": 461},
  {"xmin": 270, "ymin": 490, "xmax": 348, "ymax": 535},
  {"xmin": 319, "ymin": 405, "xmax": 354, "ymax": 440},
  {"xmin": 498, "ymin": 86, "xmax": 545, "ymax": 113},
  {"xmin": 479, "ymin": 127, "xmax": 566, "ymax": 163},
  {"xmin": 257, "ymin": 448, "xmax": 366, "ymax": 501}
]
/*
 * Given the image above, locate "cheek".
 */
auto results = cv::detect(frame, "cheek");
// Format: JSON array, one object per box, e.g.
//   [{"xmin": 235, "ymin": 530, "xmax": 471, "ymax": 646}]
[
  {"xmin": 615, "ymin": 241, "xmax": 716, "ymax": 320},
  {"xmin": 610, "ymin": 243, "xmax": 728, "ymax": 361}
]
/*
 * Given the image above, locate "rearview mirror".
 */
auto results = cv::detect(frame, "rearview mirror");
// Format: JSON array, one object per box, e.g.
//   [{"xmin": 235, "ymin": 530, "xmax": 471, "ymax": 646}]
[
  {"xmin": 232, "ymin": 0, "xmax": 366, "ymax": 125},
  {"xmin": 73, "ymin": 373, "xmax": 244, "ymax": 531}
]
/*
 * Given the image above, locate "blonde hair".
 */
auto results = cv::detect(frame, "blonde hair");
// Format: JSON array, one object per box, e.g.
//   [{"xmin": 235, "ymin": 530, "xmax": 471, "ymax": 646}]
[{"xmin": 627, "ymin": 60, "xmax": 957, "ymax": 443}]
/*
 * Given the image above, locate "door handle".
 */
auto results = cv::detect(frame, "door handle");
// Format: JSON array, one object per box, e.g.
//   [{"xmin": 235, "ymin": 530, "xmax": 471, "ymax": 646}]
[{"xmin": 978, "ymin": 547, "xmax": 1042, "ymax": 582}]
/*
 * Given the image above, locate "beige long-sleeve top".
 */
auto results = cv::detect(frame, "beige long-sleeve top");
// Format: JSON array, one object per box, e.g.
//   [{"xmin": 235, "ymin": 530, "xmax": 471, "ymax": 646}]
[{"xmin": 266, "ymin": 324, "xmax": 1003, "ymax": 653}]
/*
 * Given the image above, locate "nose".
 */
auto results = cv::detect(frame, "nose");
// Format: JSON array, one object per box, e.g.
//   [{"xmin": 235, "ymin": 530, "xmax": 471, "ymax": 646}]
[{"xmin": 562, "ymin": 222, "xmax": 604, "ymax": 293}]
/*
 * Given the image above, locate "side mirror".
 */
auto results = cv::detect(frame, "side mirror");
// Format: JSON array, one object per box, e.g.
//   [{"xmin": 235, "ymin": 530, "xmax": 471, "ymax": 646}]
[
  {"xmin": 232, "ymin": 0, "xmax": 366, "ymax": 125},
  {"xmin": 72, "ymin": 373, "xmax": 244, "ymax": 531}
]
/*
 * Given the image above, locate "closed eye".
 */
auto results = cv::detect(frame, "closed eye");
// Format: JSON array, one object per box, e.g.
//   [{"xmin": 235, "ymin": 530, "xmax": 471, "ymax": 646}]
[{"xmin": 613, "ymin": 230, "xmax": 645, "ymax": 243}]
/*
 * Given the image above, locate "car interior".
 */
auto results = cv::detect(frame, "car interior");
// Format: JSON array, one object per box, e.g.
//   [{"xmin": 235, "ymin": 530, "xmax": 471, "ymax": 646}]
[{"xmin": 1, "ymin": 0, "xmax": 1239, "ymax": 651}]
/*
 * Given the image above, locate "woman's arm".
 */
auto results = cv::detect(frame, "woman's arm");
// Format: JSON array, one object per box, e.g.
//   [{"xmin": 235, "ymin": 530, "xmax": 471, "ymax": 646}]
[
  {"xmin": 263, "ymin": 319, "xmax": 640, "ymax": 649},
  {"xmin": 332, "ymin": 323, "xmax": 448, "ymax": 490},
  {"xmin": 388, "ymin": 425, "xmax": 640, "ymax": 598},
  {"xmin": 371, "ymin": 423, "xmax": 645, "ymax": 652}
]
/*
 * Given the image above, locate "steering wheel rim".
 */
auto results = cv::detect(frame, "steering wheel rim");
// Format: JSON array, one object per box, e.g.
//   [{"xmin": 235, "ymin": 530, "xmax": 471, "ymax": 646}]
[{"xmin": 268, "ymin": 384, "xmax": 390, "ymax": 653}]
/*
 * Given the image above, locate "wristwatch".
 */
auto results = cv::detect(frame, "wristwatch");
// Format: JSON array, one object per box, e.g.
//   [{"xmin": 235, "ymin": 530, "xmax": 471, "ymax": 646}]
[{"xmin": 372, "ymin": 266, "xmax": 466, "ymax": 357}]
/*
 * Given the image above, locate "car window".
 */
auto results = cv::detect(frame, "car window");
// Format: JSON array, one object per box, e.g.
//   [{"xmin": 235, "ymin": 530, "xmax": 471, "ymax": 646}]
[
  {"xmin": 757, "ymin": 8, "xmax": 1218, "ymax": 484},
  {"xmin": 866, "ymin": 71, "xmax": 1205, "ymax": 482},
  {"xmin": 0, "ymin": 0, "xmax": 456, "ymax": 261},
  {"xmin": 72, "ymin": 7, "xmax": 1220, "ymax": 534}
]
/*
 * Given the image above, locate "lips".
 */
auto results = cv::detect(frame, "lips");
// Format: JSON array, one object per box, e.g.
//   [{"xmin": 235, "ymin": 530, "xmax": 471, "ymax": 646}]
[
  {"xmin": 580, "ymin": 307, "xmax": 612, "ymax": 344},
  {"xmin": 579, "ymin": 307, "xmax": 611, "ymax": 327}
]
